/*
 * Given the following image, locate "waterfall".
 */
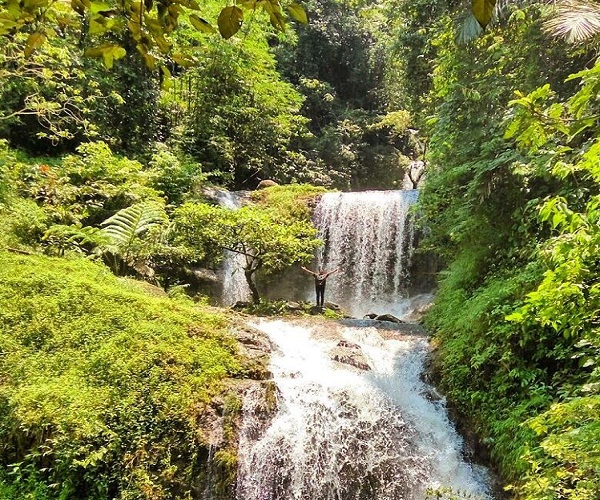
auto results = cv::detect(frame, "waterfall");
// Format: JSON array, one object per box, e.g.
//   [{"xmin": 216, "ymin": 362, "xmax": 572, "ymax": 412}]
[
  {"xmin": 214, "ymin": 190, "xmax": 251, "ymax": 305},
  {"xmin": 236, "ymin": 320, "xmax": 492, "ymax": 500},
  {"xmin": 313, "ymin": 190, "xmax": 420, "ymax": 318}
]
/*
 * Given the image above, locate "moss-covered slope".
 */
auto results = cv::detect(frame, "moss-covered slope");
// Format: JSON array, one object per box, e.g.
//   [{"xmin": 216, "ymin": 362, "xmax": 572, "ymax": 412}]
[{"xmin": 0, "ymin": 251, "xmax": 250, "ymax": 499}]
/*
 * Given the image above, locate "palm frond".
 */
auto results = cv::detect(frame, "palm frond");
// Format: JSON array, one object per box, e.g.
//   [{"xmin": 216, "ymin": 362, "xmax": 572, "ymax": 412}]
[
  {"xmin": 457, "ymin": 0, "xmax": 550, "ymax": 45},
  {"xmin": 544, "ymin": 0, "xmax": 600, "ymax": 43},
  {"xmin": 101, "ymin": 202, "xmax": 167, "ymax": 254}
]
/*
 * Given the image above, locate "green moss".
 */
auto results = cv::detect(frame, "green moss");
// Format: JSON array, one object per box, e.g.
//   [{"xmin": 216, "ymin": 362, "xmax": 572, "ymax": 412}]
[
  {"xmin": 251, "ymin": 183, "xmax": 329, "ymax": 220},
  {"xmin": 263, "ymin": 380, "xmax": 278, "ymax": 414},
  {"xmin": 0, "ymin": 251, "xmax": 243, "ymax": 498}
]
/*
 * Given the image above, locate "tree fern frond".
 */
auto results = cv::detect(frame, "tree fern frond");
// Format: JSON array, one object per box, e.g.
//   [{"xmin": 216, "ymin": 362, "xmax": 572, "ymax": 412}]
[
  {"xmin": 456, "ymin": 12, "xmax": 484, "ymax": 45},
  {"xmin": 101, "ymin": 202, "xmax": 167, "ymax": 252},
  {"xmin": 544, "ymin": 0, "xmax": 600, "ymax": 43}
]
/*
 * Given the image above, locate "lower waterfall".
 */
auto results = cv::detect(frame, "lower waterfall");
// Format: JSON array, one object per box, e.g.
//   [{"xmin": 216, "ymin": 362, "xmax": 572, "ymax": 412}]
[{"xmin": 236, "ymin": 320, "xmax": 492, "ymax": 500}]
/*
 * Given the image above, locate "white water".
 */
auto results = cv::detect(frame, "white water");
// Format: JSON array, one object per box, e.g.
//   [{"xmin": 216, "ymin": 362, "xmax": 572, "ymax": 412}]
[
  {"xmin": 214, "ymin": 190, "xmax": 251, "ymax": 305},
  {"xmin": 236, "ymin": 320, "xmax": 492, "ymax": 500},
  {"xmin": 313, "ymin": 190, "xmax": 419, "ymax": 318}
]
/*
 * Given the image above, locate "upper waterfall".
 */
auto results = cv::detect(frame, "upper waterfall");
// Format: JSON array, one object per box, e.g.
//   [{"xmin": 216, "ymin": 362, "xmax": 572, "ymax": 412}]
[
  {"xmin": 313, "ymin": 190, "xmax": 421, "ymax": 318},
  {"xmin": 214, "ymin": 190, "xmax": 251, "ymax": 305}
]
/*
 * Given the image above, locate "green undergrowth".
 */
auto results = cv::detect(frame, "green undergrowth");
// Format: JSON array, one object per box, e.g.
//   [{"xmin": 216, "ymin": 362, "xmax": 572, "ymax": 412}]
[
  {"xmin": 0, "ymin": 251, "xmax": 245, "ymax": 499},
  {"xmin": 428, "ymin": 258, "xmax": 600, "ymax": 498},
  {"xmin": 233, "ymin": 298, "xmax": 343, "ymax": 319},
  {"xmin": 251, "ymin": 183, "xmax": 329, "ymax": 220}
]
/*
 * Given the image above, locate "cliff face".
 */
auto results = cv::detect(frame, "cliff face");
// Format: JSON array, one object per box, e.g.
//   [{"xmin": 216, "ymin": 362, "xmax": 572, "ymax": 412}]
[{"xmin": 199, "ymin": 319, "xmax": 277, "ymax": 499}]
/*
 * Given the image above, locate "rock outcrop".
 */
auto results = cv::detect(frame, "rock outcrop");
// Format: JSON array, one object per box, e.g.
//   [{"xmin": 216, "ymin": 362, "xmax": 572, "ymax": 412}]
[{"xmin": 330, "ymin": 339, "xmax": 371, "ymax": 371}]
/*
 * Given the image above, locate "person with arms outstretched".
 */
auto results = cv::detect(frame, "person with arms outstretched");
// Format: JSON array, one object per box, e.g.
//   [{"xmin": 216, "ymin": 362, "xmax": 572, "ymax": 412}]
[{"xmin": 301, "ymin": 266, "xmax": 339, "ymax": 308}]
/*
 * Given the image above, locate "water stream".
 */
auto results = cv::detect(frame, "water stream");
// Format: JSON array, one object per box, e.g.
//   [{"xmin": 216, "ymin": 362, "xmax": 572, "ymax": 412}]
[
  {"xmin": 233, "ymin": 189, "xmax": 493, "ymax": 499},
  {"xmin": 236, "ymin": 320, "xmax": 491, "ymax": 499}
]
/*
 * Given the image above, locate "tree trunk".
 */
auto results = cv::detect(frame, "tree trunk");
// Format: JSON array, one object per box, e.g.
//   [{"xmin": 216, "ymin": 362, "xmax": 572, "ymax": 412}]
[{"xmin": 244, "ymin": 268, "xmax": 260, "ymax": 304}]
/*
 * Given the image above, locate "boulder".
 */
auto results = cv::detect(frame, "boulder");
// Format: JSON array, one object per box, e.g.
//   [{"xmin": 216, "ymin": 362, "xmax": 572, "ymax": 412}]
[
  {"xmin": 336, "ymin": 339, "xmax": 361, "ymax": 350},
  {"xmin": 231, "ymin": 301, "xmax": 252, "ymax": 310},
  {"xmin": 374, "ymin": 313, "xmax": 404, "ymax": 324},
  {"xmin": 256, "ymin": 179, "xmax": 278, "ymax": 189},
  {"xmin": 188, "ymin": 267, "xmax": 220, "ymax": 283},
  {"xmin": 330, "ymin": 340, "xmax": 371, "ymax": 371}
]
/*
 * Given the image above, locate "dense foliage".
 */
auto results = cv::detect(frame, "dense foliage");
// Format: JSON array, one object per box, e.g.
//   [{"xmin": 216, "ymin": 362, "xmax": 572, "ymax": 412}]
[
  {"xmin": 3, "ymin": 0, "xmax": 600, "ymax": 496},
  {"xmin": 399, "ymin": 2, "xmax": 600, "ymax": 497},
  {"xmin": 172, "ymin": 200, "xmax": 321, "ymax": 303}
]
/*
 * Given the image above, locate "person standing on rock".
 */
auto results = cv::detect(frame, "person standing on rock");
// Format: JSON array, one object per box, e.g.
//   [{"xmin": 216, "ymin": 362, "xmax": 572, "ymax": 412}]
[{"xmin": 301, "ymin": 266, "xmax": 339, "ymax": 308}]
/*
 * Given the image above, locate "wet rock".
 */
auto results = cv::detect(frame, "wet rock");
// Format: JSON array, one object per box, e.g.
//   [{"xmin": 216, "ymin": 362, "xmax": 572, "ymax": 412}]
[
  {"xmin": 330, "ymin": 340, "xmax": 371, "ymax": 371},
  {"xmin": 363, "ymin": 313, "xmax": 404, "ymax": 323},
  {"xmin": 374, "ymin": 313, "xmax": 404, "ymax": 324},
  {"xmin": 402, "ymin": 294, "xmax": 435, "ymax": 323},
  {"xmin": 232, "ymin": 324, "xmax": 273, "ymax": 380},
  {"xmin": 309, "ymin": 305, "xmax": 323, "ymax": 315},
  {"xmin": 324, "ymin": 301, "xmax": 341, "ymax": 311},
  {"xmin": 337, "ymin": 339, "xmax": 361, "ymax": 350},
  {"xmin": 231, "ymin": 301, "xmax": 252, "ymax": 310},
  {"xmin": 285, "ymin": 301, "xmax": 304, "ymax": 311},
  {"xmin": 188, "ymin": 267, "xmax": 220, "ymax": 283}
]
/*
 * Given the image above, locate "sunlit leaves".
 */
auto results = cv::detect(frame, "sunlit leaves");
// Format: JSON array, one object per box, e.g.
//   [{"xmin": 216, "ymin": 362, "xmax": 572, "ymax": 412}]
[
  {"xmin": 1, "ymin": 0, "xmax": 307, "ymax": 66},
  {"xmin": 471, "ymin": 0, "xmax": 496, "ymax": 28},
  {"xmin": 84, "ymin": 44, "xmax": 127, "ymax": 69},
  {"xmin": 217, "ymin": 5, "xmax": 243, "ymax": 39},
  {"xmin": 189, "ymin": 13, "xmax": 216, "ymax": 34}
]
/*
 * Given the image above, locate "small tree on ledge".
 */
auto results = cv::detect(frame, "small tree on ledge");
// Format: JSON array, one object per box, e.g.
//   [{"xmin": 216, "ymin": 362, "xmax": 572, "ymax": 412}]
[{"xmin": 173, "ymin": 202, "xmax": 321, "ymax": 303}]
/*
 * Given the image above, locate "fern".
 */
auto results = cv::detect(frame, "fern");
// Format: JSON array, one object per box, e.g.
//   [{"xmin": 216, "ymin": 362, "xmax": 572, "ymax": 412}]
[{"xmin": 100, "ymin": 202, "xmax": 167, "ymax": 269}]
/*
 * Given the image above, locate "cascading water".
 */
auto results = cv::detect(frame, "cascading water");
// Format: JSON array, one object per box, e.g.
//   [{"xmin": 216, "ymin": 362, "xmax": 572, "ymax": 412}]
[
  {"xmin": 312, "ymin": 190, "xmax": 420, "ymax": 318},
  {"xmin": 233, "ymin": 189, "xmax": 494, "ymax": 500},
  {"xmin": 214, "ymin": 190, "xmax": 251, "ymax": 305},
  {"xmin": 236, "ymin": 320, "xmax": 492, "ymax": 499}
]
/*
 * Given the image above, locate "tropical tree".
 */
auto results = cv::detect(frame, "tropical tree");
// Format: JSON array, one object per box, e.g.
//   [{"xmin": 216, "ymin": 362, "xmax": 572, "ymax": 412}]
[
  {"xmin": 172, "ymin": 202, "xmax": 321, "ymax": 303},
  {"xmin": 166, "ymin": 34, "xmax": 310, "ymax": 189}
]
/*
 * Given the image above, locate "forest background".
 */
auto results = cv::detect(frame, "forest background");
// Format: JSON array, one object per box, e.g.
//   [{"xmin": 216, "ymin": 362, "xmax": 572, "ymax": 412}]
[{"xmin": 0, "ymin": 0, "xmax": 599, "ymax": 498}]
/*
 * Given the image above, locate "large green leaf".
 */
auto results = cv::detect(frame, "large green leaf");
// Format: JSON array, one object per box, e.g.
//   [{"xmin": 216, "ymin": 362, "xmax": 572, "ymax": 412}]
[
  {"xmin": 472, "ymin": 0, "xmax": 496, "ymax": 28},
  {"xmin": 269, "ymin": 10, "xmax": 285, "ymax": 31},
  {"xmin": 217, "ymin": 5, "xmax": 243, "ymax": 39},
  {"xmin": 84, "ymin": 43, "xmax": 127, "ymax": 69},
  {"xmin": 24, "ymin": 31, "xmax": 46, "ymax": 57},
  {"xmin": 287, "ymin": 2, "xmax": 307, "ymax": 24}
]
